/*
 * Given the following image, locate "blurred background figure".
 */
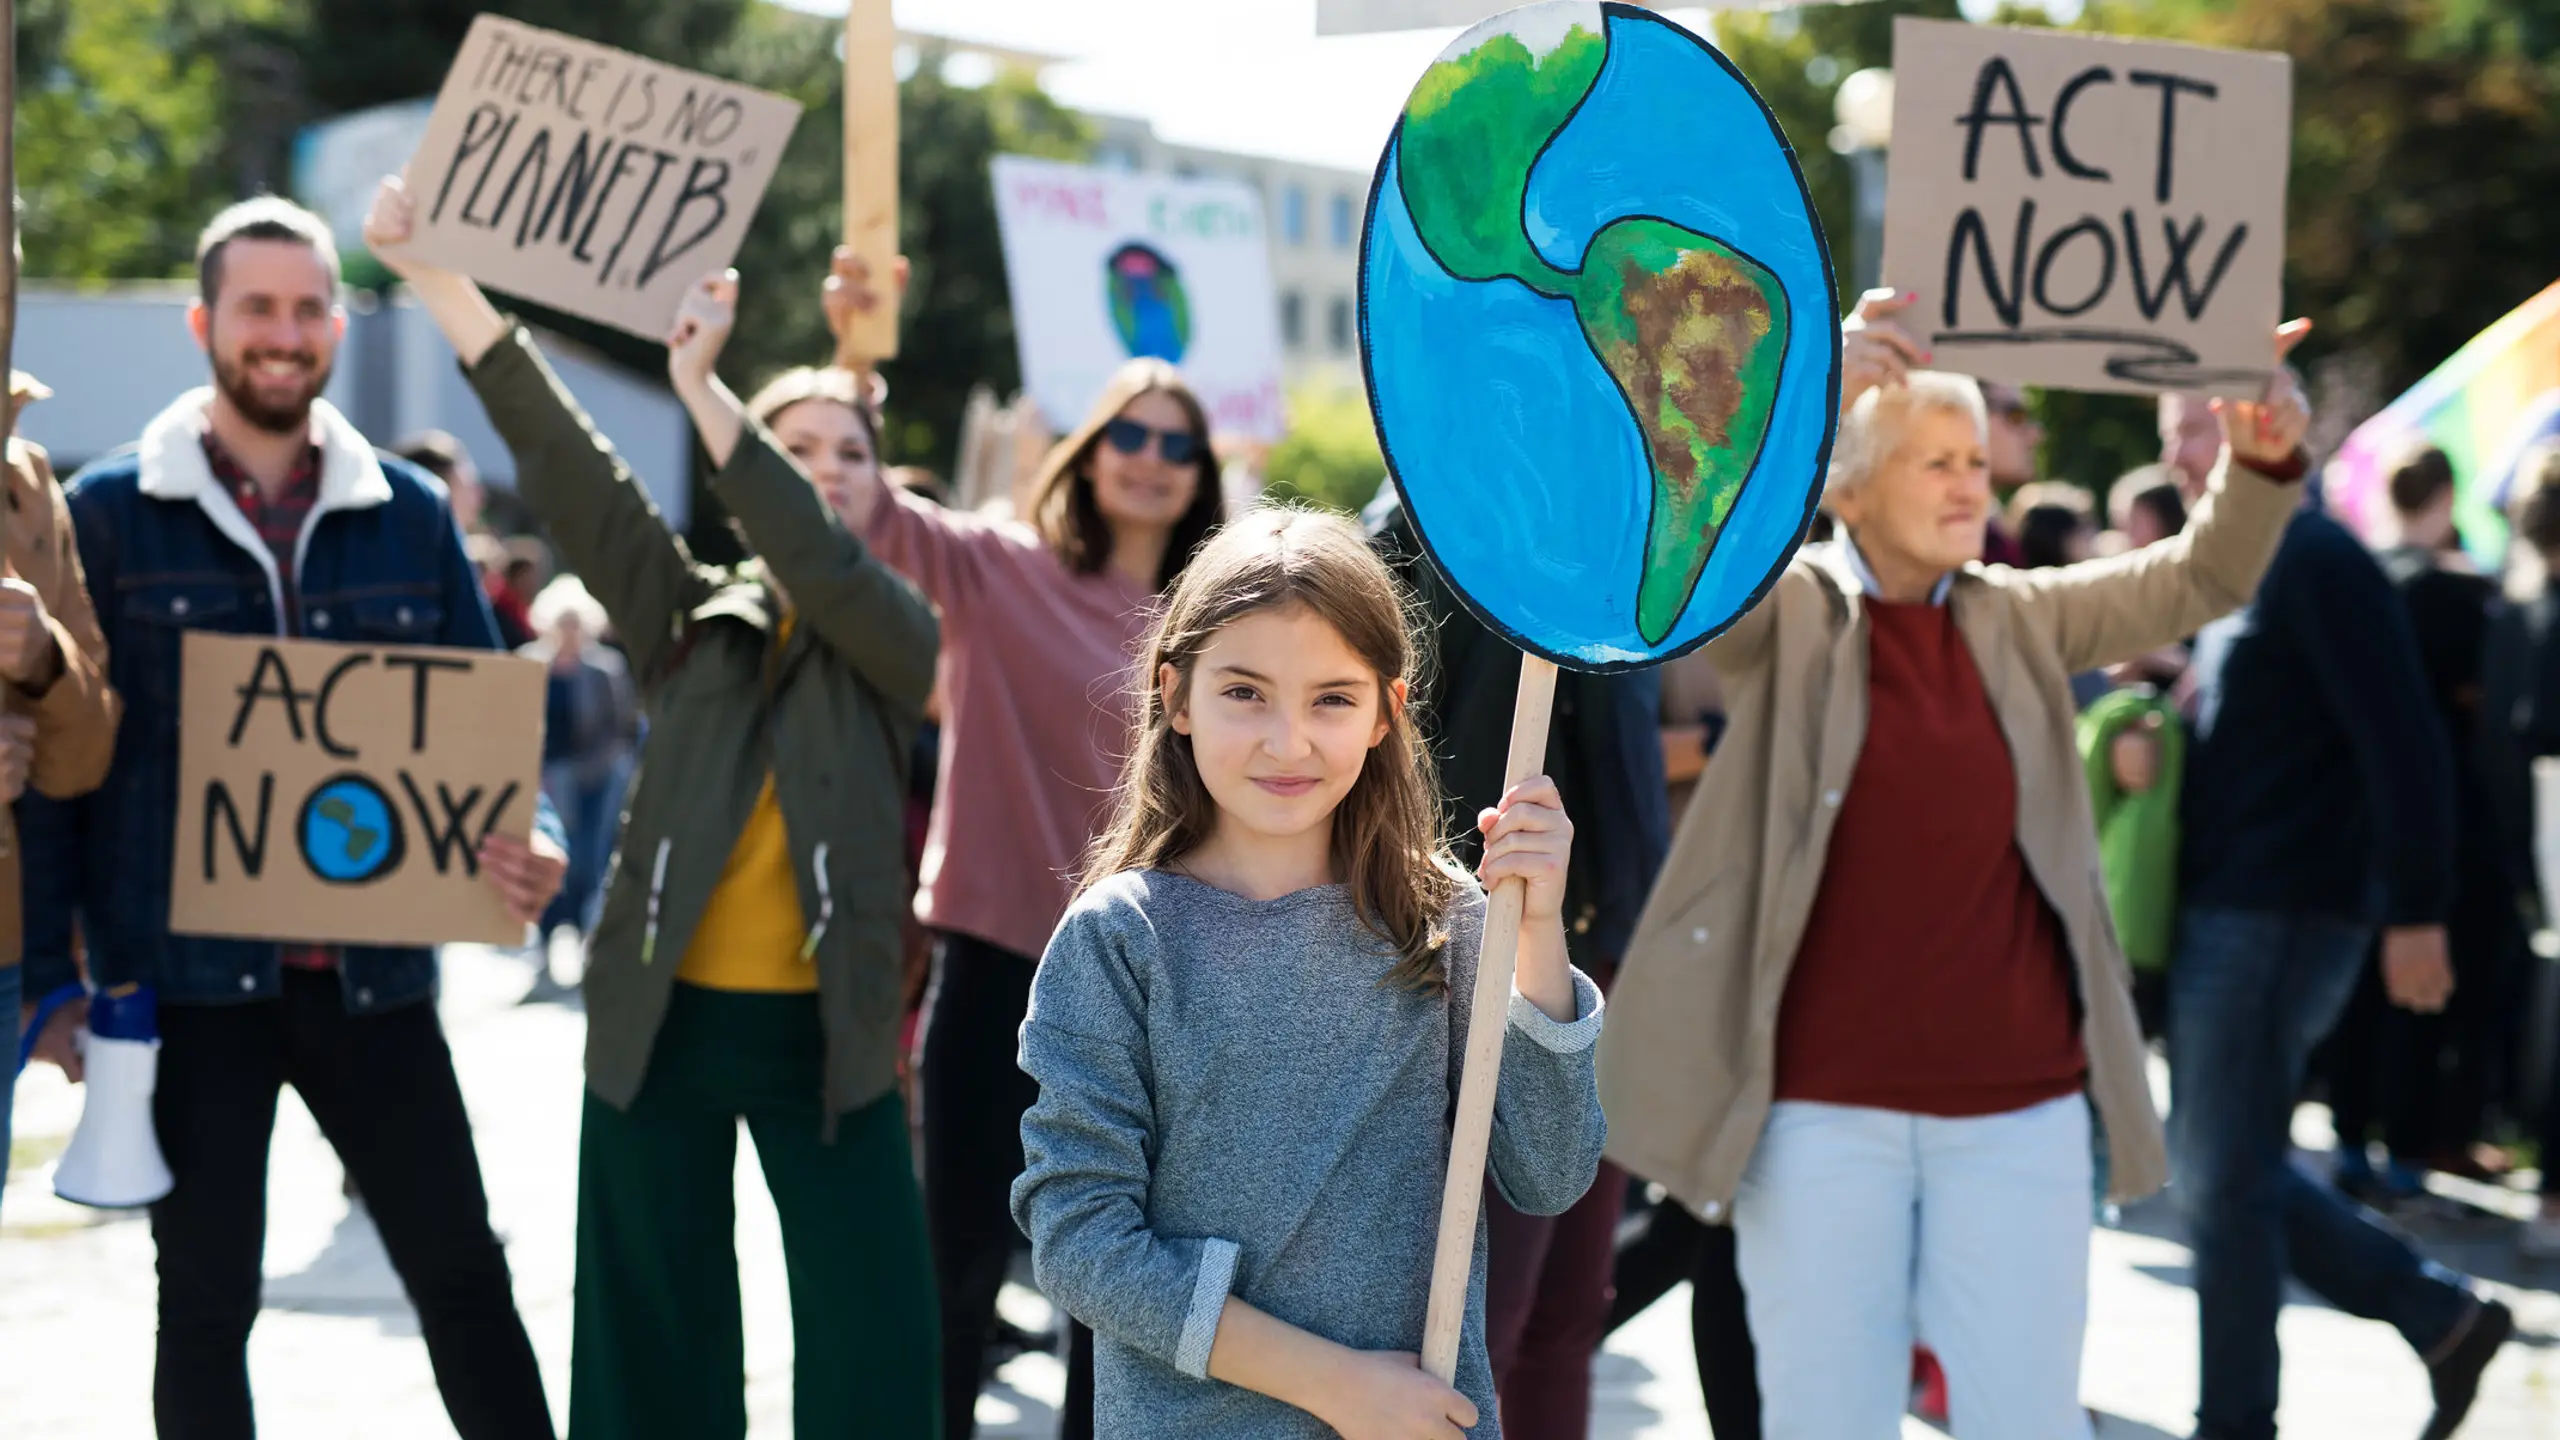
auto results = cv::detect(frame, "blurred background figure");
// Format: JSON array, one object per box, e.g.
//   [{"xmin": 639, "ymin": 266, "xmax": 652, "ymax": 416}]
[
  {"xmin": 527, "ymin": 576, "xmax": 639, "ymax": 961},
  {"xmin": 2326, "ymin": 443, "xmax": 2522, "ymax": 1204},
  {"xmin": 2478, "ymin": 440, "xmax": 2560, "ymax": 1259}
]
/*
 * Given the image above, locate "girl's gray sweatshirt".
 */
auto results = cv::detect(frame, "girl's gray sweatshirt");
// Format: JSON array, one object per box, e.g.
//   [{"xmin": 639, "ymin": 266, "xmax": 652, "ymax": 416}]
[{"xmin": 1011, "ymin": 868, "xmax": 1607, "ymax": 1438}]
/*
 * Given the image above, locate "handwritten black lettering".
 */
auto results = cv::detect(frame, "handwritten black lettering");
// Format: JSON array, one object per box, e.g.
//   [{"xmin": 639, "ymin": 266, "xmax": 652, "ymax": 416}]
[
  {"xmin": 2031, "ymin": 215, "xmax": 2115, "ymax": 317},
  {"xmin": 533, "ymin": 130, "xmax": 610, "ymax": 246},
  {"xmin": 382, "ymin": 653, "xmax": 472, "ymax": 753},
  {"xmin": 597, "ymin": 149, "xmax": 681, "ymax": 288},
  {"xmin": 636, "ymin": 158, "xmax": 732, "ymax": 290},
  {"xmin": 1956, "ymin": 57, "xmax": 2045, "ymax": 181},
  {"xmin": 204, "ymin": 774, "xmax": 275, "ymax": 882},
  {"xmin": 2049, "ymin": 67, "xmax": 2115, "ymax": 182},
  {"xmin": 228, "ymin": 646, "xmax": 311, "ymax": 748},
  {"xmin": 665, "ymin": 90, "xmax": 743, "ymax": 148},
  {"xmin": 501, "ymin": 130, "xmax": 554, "ymax": 248},
  {"xmin": 2127, "ymin": 70, "xmax": 2218, "ymax": 205},
  {"xmin": 485, "ymin": 38, "xmax": 534, "ymax": 100},
  {"xmin": 1944, "ymin": 201, "xmax": 2035, "ymax": 330},
  {"xmin": 2122, "ymin": 211, "xmax": 2249, "ymax": 322},
  {"xmin": 431, "ymin": 105, "xmax": 509, "ymax": 224},
  {"xmin": 574, "ymin": 142, "xmax": 648, "ymax": 263},
  {"xmin": 568, "ymin": 57, "xmax": 606, "ymax": 121},
  {"xmin": 399, "ymin": 773, "xmax": 480, "ymax": 876},
  {"xmin": 313, "ymin": 652, "xmax": 373, "ymax": 760},
  {"xmin": 458, "ymin": 112, "xmax": 522, "ymax": 228}
]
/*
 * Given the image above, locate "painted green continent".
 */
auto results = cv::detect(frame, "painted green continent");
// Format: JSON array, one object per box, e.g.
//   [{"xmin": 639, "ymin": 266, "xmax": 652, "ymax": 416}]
[
  {"xmin": 1393, "ymin": 14, "xmax": 1787, "ymax": 646},
  {"xmin": 1398, "ymin": 21, "xmax": 1605, "ymax": 297},
  {"xmin": 1574, "ymin": 219, "xmax": 1788, "ymax": 644}
]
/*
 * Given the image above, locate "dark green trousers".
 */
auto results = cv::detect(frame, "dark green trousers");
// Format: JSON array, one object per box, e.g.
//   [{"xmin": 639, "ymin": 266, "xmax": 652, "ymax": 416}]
[{"xmin": 570, "ymin": 984, "xmax": 939, "ymax": 1438}]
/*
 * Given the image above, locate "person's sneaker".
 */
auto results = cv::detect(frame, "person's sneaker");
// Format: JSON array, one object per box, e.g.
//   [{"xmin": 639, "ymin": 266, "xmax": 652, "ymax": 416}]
[
  {"xmin": 2520, "ymin": 1212, "xmax": 2560, "ymax": 1263},
  {"xmin": 2421, "ymin": 1297, "xmax": 2515, "ymax": 1440}
]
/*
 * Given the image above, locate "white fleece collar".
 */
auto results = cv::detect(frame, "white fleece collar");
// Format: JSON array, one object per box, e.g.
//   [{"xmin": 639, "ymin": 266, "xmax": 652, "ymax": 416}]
[{"xmin": 135, "ymin": 388, "xmax": 393, "ymax": 512}]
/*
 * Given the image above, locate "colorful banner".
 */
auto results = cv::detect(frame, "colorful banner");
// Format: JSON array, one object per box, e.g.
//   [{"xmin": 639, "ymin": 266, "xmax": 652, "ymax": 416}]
[{"xmin": 2329, "ymin": 281, "xmax": 2560, "ymax": 552}]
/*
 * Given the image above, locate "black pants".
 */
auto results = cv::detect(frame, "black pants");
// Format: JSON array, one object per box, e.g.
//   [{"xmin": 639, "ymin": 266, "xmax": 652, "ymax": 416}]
[
  {"xmin": 1606, "ymin": 1193, "xmax": 1761, "ymax": 1440},
  {"xmin": 151, "ymin": 969, "xmax": 553, "ymax": 1440},
  {"xmin": 918, "ymin": 932, "xmax": 1093, "ymax": 1440},
  {"xmin": 2325, "ymin": 909, "xmax": 2520, "ymax": 1164}
]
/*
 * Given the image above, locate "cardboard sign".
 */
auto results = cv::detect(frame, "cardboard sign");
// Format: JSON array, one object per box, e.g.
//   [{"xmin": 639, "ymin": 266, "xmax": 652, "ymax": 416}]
[
  {"xmin": 399, "ymin": 15, "xmax": 802, "ymax": 340},
  {"xmin": 991, "ymin": 155, "xmax": 1287, "ymax": 441},
  {"xmin": 1361, "ymin": 2, "xmax": 1837, "ymax": 669},
  {"xmin": 1881, "ymin": 18, "xmax": 2291, "ymax": 396},
  {"xmin": 170, "ymin": 633, "xmax": 546, "ymax": 948}
]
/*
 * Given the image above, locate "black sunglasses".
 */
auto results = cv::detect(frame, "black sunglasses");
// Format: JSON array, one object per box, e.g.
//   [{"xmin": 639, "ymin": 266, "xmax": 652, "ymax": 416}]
[{"xmin": 1101, "ymin": 417, "xmax": 1202, "ymax": 466}]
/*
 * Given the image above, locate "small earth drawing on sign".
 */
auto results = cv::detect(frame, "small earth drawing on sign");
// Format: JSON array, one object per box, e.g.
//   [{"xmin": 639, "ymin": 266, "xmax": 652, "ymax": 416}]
[
  {"xmin": 1362, "ymin": 0, "xmax": 1839, "ymax": 668},
  {"xmin": 299, "ymin": 775, "xmax": 403, "ymax": 885},
  {"xmin": 1107, "ymin": 242, "xmax": 1192, "ymax": 363}
]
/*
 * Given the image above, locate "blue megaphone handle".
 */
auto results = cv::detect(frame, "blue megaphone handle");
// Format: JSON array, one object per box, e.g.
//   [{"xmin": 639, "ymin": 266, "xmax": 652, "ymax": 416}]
[
  {"xmin": 16, "ymin": 982, "xmax": 86, "ymax": 1074},
  {"xmin": 87, "ymin": 985, "xmax": 159, "ymax": 1044}
]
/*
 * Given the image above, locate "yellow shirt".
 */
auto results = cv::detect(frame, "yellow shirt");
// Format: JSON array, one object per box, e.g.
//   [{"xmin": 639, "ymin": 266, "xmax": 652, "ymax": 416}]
[{"xmin": 675, "ymin": 620, "xmax": 816, "ymax": 993}]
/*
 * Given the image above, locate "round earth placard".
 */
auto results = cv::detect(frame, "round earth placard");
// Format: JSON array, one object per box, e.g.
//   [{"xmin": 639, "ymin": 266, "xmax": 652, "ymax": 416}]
[
  {"xmin": 1361, "ymin": 0, "xmax": 1840, "ymax": 670},
  {"xmin": 299, "ymin": 774, "xmax": 405, "ymax": 886}
]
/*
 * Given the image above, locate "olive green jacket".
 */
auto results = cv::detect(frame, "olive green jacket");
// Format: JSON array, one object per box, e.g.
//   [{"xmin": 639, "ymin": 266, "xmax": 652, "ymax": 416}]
[{"xmin": 466, "ymin": 329, "xmax": 937, "ymax": 1125}]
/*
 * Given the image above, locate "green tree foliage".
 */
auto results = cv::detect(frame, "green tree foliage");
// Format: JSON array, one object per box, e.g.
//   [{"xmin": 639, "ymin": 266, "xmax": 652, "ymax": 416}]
[
  {"xmin": 1261, "ymin": 382, "xmax": 1387, "ymax": 515},
  {"xmin": 16, "ymin": 0, "xmax": 294, "ymax": 281},
  {"xmin": 2088, "ymin": 0, "xmax": 2560, "ymax": 403}
]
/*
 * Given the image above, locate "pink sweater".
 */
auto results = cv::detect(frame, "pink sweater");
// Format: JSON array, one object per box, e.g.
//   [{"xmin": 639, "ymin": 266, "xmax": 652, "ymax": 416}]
[{"xmin": 864, "ymin": 486, "xmax": 1157, "ymax": 961}]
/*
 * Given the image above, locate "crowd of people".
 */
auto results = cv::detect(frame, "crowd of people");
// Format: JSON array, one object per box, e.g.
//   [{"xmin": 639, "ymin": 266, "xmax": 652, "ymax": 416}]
[{"xmin": 2, "ymin": 169, "xmax": 2555, "ymax": 1440}]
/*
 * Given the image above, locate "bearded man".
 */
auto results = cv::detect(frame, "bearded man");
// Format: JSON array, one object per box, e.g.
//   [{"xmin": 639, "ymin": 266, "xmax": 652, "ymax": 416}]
[{"xmin": 19, "ymin": 197, "xmax": 566, "ymax": 1440}]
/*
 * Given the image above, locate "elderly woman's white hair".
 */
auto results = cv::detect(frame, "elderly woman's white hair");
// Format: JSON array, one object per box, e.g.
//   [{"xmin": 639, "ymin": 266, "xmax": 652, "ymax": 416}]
[
  {"xmin": 529, "ymin": 574, "xmax": 609, "ymax": 639},
  {"xmin": 1824, "ymin": 371, "xmax": 1989, "ymax": 503}
]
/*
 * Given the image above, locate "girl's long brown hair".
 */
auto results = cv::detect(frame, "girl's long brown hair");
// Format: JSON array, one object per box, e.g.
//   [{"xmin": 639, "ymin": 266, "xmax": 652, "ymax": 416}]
[{"xmin": 1081, "ymin": 507, "xmax": 1465, "ymax": 991}]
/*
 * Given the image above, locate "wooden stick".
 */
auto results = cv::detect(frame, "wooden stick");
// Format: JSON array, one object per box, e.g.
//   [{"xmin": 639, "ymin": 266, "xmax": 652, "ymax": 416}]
[
  {"xmin": 837, "ymin": 0, "xmax": 901, "ymax": 369},
  {"xmin": 1420, "ymin": 650, "xmax": 1559, "ymax": 1382}
]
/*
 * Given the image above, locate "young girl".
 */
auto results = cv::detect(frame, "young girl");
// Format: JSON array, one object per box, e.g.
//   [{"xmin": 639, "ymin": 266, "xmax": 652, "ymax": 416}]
[
  {"xmin": 364, "ymin": 178, "xmax": 941, "ymax": 1436},
  {"xmin": 1012, "ymin": 508, "xmax": 1608, "ymax": 1438}
]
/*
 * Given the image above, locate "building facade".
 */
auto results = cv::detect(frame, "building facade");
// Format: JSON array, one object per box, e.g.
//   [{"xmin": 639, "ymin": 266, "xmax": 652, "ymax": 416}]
[{"xmin": 1088, "ymin": 113, "xmax": 1370, "ymax": 391}]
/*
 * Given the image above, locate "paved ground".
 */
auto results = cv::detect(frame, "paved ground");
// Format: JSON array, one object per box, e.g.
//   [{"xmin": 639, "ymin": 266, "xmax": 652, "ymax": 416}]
[{"xmin": 5, "ymin": 943, "xmax": 2557, "ymax": 1437}]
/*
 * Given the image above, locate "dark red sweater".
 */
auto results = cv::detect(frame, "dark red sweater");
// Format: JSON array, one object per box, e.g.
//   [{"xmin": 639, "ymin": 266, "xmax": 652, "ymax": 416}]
[{"xmin": 1773, "ymin": 597, "xmax": 2087, "ymax": 1116}]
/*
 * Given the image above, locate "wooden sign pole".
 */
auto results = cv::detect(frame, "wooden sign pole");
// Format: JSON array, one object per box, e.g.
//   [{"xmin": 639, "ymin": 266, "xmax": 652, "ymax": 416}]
[
  {"xmin": 1419, "ymin": 650, "xmax": 1558, "ymax": 1381},
  {"xmin": 838, "ymin": 0, "xmax": 901, "ymax": 369}
]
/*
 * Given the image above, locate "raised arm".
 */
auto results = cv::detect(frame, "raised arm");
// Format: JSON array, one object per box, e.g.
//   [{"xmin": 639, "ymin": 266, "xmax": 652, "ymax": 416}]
[
  {"xmin": 363, "ymin": 176, "xmax": 710, "ymax": 683},
  {"xmin": 662, "ymin": 272, "xmax": 937, "ymax": 712},
  {"xmin": 2012, "ymin": 322, "xmax": 2316, "ymax": 673}
]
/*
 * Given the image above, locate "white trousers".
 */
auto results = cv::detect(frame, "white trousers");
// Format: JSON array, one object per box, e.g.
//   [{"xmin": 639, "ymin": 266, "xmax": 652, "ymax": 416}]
[{"xmin": 1732, "ymin": 1094, "xmax": 2095, "ymax": 1440}]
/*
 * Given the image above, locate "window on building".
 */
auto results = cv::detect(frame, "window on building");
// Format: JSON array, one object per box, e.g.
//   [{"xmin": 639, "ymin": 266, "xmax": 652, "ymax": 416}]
[
  {"xmin": 1328, "ymin": 296, "xmax": 1353, "ymax": 355},
  {"xmin": 1282, "ymin": 185, "xmax": 1308, "ymax": 246},
  {"xmin": 1330, "ymin": 193, "xmax": 1356, "ymax": 250},
  {"xmin": 1280, "ymin": 291, "xmax": 1305, "ymax": 349}
]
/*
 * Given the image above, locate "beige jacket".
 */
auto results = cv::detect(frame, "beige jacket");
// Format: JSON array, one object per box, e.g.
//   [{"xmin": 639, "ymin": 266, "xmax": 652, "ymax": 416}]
[
  {"xmin": 1598, "ymin": 455, "xmax": 2299, "ymax": 1221},
  {"xmin": 4, "ymin": 431, "xmax": 120, "ymax": 969}
]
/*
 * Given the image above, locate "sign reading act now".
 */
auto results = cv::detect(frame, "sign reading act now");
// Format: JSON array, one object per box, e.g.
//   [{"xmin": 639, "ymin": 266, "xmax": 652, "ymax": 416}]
[
  {"xmin": 1882, "ymin": 18, "xmax": 2292, "ymax": 396},
  {"xmin": 171, "ymin": 633, "xmax": 546, "ymax": 949}
]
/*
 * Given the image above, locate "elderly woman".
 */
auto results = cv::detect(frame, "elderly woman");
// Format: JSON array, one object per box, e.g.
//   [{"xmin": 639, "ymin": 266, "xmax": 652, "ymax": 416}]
[{"xmin": 1598, "ymin": 290, "xmax": 2312, "ymax": 1439}]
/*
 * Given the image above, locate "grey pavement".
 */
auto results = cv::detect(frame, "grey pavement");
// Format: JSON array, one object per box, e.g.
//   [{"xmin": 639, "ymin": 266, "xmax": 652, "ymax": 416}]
[{"xmin": 4, "ymin": 942, "xmax": 2557, "ymax": 1437}]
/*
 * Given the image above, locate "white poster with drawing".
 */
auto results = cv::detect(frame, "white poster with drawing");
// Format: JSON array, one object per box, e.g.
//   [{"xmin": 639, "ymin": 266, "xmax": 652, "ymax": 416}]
[{"xmin": 991, "ymin": 155, "xmax": 1286, "ymax": 441}]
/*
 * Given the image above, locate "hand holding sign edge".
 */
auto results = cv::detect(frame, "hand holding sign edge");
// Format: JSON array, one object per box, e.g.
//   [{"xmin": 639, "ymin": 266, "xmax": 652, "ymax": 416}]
[
  {"xmin": 478, "ymin": 830, "xmax": 568, "ymax": 929},
  {"xmin": 2212, "ymin": 319, "xmax": 2314, "ymax": 470}
]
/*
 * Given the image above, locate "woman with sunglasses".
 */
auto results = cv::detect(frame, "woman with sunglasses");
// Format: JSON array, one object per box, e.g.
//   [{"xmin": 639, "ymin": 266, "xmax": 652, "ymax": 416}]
[{"xmin": 823, "ymin": 250, "xmax": 1227, "ymax": 1439}]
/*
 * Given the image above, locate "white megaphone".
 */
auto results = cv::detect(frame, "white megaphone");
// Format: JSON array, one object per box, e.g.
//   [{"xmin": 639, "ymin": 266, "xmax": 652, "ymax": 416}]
[{"xmin": 39, "ymin": 984, "xmax": 174, "ymax": 1209}]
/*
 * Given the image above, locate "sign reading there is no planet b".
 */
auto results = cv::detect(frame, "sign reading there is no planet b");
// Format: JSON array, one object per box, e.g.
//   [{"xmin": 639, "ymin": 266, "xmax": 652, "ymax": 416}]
[
  {"xmin": 1881, "ymin": 19, "xmax": 2292, "ymax": 396},
  {"xmin": 170, "ymin": 633, "xmax": 546, "ymax": 949},
  {"xmin": 397, "ymin": 16, "xmax": 803, "ymax": 340}
]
